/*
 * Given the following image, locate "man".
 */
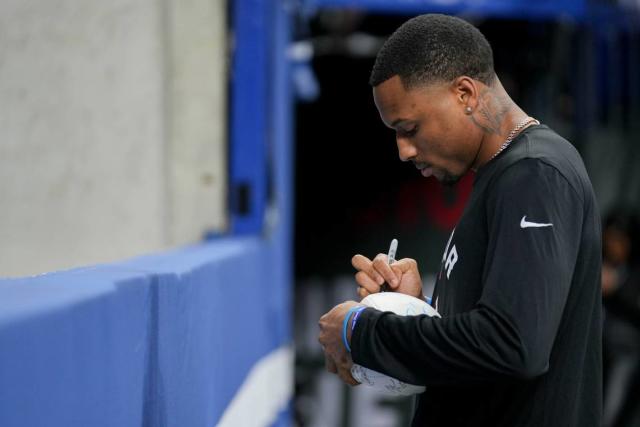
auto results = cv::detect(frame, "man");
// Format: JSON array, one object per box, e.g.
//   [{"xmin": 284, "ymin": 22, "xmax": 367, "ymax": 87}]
[{"xmin": 318, "ymin": 14, "xmax": 602, "ymax": 427}]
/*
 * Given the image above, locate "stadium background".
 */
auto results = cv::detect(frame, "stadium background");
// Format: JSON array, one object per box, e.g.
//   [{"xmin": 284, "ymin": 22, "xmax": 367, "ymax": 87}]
[{"xmin": 1, "ymin": 0, "xmax": 639, "ymax": 426}]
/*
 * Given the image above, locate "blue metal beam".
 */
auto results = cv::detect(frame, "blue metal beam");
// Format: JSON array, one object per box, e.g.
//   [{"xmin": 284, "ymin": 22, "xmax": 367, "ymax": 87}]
[
  {"xmin": 229, "ymin": 0, "xmax": 271, "ymax": 234},
  {"xmin": 304, "ymin": 0, "xmax": 586, "ymax": 20}
]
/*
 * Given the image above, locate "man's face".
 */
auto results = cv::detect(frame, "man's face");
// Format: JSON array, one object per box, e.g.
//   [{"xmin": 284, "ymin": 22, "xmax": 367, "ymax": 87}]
[{"xmin": 373, "ymin": 75, "xmax": 480, "ymax": 185}]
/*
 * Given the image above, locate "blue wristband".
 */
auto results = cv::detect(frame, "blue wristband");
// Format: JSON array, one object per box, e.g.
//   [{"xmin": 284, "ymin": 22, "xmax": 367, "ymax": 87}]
[
  {"xmin": 351, "ymin": 307, "xmax": 365, "ymax": 333},
  {"xmin": 342, "ymin": 306, "xmax": 366, "ymax": 353}
]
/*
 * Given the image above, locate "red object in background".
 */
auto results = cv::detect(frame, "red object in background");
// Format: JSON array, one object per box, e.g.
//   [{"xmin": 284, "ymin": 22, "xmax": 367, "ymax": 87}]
[
  {"xmin": 397, "ymin": 172, "xmax": 474, "ymax": 231},
  {"xmin": 355, "ymin": 172, "xmax": 474, "ymax": 231},
  {"xmin": 423, "ymin": 172, "xmax": 474, "ymax": 230}
]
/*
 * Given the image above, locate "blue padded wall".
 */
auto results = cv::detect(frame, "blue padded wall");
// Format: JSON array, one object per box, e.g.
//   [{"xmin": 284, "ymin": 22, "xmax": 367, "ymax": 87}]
[{"xmin": 0, "ymin": 237, "xmax": 290, "ymax": 427}]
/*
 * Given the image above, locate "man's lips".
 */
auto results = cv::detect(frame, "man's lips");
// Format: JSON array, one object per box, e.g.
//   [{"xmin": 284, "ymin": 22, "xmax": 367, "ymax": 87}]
[
  {"xmin": 420, "ymin": 167, "xmax": 434, "ymax": 177},
  {"xmin": 415, "ymin": 163, "xmax": 433, "ymax": 177}
]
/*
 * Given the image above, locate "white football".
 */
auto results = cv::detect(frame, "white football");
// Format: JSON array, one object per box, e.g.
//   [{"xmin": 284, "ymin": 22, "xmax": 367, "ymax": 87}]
[{"xmin": 350, "ymin": 292, "xmax": 440, "ymax": 396}]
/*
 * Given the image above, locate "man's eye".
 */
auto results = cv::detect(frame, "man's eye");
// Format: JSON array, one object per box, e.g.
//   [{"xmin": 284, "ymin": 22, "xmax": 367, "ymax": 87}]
[{"xmin": 399, "ymin": 127, "xmax": 418, "ymax": 137}]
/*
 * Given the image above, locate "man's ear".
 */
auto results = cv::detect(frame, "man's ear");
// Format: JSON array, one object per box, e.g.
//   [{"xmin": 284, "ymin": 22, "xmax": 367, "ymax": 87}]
[{"xmin": 452, "ymin": 76, "xmax": 479, "ymax": 112}]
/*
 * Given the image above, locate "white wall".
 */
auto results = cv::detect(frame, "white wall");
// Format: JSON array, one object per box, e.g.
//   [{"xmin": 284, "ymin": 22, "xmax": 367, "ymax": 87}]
[{"xmin": 0, "ymin": 0, "xmax": 227, "ymax": 277}]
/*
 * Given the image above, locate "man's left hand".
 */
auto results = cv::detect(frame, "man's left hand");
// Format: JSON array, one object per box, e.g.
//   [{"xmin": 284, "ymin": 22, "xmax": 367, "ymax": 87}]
[{"xmin": 318, "ymin": 300, "xmax": 362, "ymax": 386}]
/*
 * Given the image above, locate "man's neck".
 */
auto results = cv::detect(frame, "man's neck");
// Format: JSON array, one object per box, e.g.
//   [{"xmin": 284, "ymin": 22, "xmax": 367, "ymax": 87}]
[{"xmin": 470, "ymin": 80, "xmax": 528, "ymax": 170}]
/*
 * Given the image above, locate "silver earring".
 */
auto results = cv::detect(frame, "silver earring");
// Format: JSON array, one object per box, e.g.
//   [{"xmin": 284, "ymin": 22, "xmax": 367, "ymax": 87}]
[{"xmin": 465, "ymin": 106, "xmax": 473, "ymax": 114}]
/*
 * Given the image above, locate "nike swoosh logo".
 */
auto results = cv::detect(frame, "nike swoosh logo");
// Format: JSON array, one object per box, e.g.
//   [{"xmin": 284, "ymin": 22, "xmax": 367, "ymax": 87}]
[{"xmin": 520, "ymin": 216, "xmax": 553, "ymax": 228}]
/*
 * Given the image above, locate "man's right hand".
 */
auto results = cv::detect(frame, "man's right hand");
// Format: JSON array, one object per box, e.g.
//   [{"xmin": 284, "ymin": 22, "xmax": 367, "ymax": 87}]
[{"xmin": 351, "ymin": 254, "xmax": 424, "ymax": 300}]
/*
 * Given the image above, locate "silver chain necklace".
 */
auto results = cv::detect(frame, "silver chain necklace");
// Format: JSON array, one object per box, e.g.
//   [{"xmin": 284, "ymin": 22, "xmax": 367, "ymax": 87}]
[{"xmin": 490, "ymin": 116, "xmax": 540, "ymax": 161}]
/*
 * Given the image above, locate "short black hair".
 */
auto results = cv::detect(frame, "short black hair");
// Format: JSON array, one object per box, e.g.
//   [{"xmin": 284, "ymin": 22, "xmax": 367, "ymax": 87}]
[{"xmin": 369, "ymin": 14, "xmax": 495, "ymax": 88}]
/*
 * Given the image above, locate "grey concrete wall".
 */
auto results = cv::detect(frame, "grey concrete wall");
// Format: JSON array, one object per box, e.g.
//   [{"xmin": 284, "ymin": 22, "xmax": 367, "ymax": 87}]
[
  {"xmin": 0, "ymin": 0, "xmax": 227, "ymax": 277},
  {"xmin": 165, "ymin": 0, "xmax": 228, "ymax": 246}
]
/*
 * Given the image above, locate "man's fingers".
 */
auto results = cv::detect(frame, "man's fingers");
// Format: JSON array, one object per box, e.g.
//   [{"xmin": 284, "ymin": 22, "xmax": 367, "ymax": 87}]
[
  {"xmin": 390, "ymin": 257, "xmax": 418, "ymax": 273},
  {"xmin": 352, "ymin": 254, "xmax": 384, "ymax": 285},
  {"xmin": 388, "ymin": 259, "xmax": 417, "ymax": 289},
  {"xmin": 325, "ymin": 354, "xmax": 337, "ymax": 374},
  {"xmin": 372, "ymin": 253, "xmax": 400, "ymax": 287},
  {"xmin": 338, "ymin": 366, "xmax": 360, "ymax": 386},
  {"xmin": 351, "ymin": 254, "xmax": 373, "ymax": 271},
  {"xmin": 355, "ymin": 271, "xmax": 380, "ymax": 294},
  {"xmin": 357, "ymin": 286, "xmax": 371, "ymax": 299}
]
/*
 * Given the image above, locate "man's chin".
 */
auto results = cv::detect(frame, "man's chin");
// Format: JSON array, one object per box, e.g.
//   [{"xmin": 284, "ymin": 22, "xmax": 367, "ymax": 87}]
[
  {"xmin": 439, "ymin": 173, "xmax": 461, "ymax": 187},
  {"xmin": 421, "ymin": 167, "xmax": 460, "ymax": 187}
]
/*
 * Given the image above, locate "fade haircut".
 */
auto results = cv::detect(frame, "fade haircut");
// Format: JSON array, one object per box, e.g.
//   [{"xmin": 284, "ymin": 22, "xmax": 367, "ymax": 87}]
[{"xmin": 369, "ymin": 14, "xmax": 496, "ymax": 89}]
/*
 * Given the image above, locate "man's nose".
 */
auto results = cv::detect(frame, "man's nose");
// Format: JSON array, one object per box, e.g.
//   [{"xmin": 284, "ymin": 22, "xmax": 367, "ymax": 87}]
[{"xmin": 396, "ymin": 137, "xmax": 417, "ymax": 162}]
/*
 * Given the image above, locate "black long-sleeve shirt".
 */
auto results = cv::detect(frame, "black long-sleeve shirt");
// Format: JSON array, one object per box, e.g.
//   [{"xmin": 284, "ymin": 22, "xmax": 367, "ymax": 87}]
[{"xmin": 351, "ymin": 125, "xmax": 602, "ymax": 427}]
